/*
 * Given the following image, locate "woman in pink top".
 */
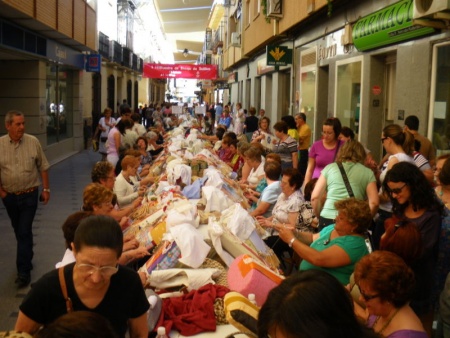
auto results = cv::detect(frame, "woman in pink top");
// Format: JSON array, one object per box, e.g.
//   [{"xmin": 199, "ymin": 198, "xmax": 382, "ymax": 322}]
[{"xmin": 304, "ymin": 117, "xmax": 343, "ymax": 187}]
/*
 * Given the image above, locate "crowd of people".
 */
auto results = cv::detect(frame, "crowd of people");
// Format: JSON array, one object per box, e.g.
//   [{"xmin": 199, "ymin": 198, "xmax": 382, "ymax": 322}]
[{"xmin": 2, "ymin": 103, "xmax": 450, "ymax": 338}]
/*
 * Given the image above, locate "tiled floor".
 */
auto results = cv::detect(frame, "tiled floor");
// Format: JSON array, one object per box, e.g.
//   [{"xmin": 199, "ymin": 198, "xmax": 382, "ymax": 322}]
[{"xmin": 0, "ymin": 149, "xmax": 100, "ymax": 330}]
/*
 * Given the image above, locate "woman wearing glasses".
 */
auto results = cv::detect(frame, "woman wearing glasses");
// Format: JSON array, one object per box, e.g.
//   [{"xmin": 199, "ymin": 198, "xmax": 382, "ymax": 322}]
[
  {"xmin": 354, "ymin": 251, "xmax": 427, "ymax": 338},
  {"xmin": 372, "ymin": 124, "xmax": 415, "ymax": 250},
  {"xmin": 303, "ymin": 117, "xmax": 343, "ymax": 188},
  {"xmin": 383, "ymin": 161, "xmax": 442, "ymax": 336},
  {"xmin": 15, "ymin": 215, "xmax": 150, "ymax": 338},
  {"xmin": 276, "ymin": 197, "xmax": 371, "ymax": 285}
]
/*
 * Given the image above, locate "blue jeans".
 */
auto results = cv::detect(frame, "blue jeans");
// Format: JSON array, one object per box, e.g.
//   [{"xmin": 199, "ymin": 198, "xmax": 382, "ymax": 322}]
[{"xmin": 2, "ymin": 189, "xmax": 38, "ymax": 275}]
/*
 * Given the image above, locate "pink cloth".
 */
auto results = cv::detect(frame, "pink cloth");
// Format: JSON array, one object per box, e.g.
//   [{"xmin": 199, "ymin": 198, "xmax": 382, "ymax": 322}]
[{"xmin": 156, "ymin": 283, "xmax": 230, "ymax": 336}]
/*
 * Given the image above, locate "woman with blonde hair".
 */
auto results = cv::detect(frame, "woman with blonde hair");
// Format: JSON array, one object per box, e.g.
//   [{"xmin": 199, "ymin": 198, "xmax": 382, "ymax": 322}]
[{"xmin": 311, "ymin": 140, "xmax": 379, "ymax": 230}]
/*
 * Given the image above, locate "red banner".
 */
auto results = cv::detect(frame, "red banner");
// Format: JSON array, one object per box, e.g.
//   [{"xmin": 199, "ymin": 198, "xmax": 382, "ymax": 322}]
[{"xmin": 143, "ymin": 63, "xmax": 217, "ymax": 79}]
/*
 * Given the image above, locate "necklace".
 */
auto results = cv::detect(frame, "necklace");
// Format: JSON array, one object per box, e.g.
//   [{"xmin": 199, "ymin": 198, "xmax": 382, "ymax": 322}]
[{"xmin": 371, "ymin": 308, "xmax": 400, "ymax": 335}]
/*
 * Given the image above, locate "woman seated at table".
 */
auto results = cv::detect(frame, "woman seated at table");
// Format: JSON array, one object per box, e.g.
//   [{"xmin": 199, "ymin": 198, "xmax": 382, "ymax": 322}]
[
  {"xmin": 15, "ymin": 215, "xmax": 150, "ymax": 338},
  {"xmin": 91, "ymin": 161, "xmax": 143, "ymax": 222},
  {"xmin": 240, "ymin": 145, "xmax": 265, "ymax": 190},
  {"xmin": 354, "ymin": 251, "xmax": 427, "ymax": 338},
  {"xmin": 82, "ymin": 183, "xmax": 149, "ymax": 266},
  {"xmin": 277, "ymin": 197, "xmax": 370, "ymax": 284},
  {"xmin": 249, "ymin": 161, "xmax": 282, "ymax": 218},
  {"xmin": 114, "ymin": 155, "xmax": 147, "ymax": 208},
  {"xmin": 257, "ymin": 168, "xmax": 304, "ymax": 263},
  {"xmin": 258, "ymin": 270, "xmax": 380, "ymax": 338}
]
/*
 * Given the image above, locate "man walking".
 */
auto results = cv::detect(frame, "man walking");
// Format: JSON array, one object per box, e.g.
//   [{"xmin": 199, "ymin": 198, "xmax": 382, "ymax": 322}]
[{"xmin": 0, "ymin": 111, "xmax": 50, "ymax": 287}]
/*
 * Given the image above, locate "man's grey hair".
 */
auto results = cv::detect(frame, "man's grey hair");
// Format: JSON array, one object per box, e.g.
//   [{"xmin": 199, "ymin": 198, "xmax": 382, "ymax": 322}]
[
  {"xmin": 5, "ymin": 110, "xmax": 24, "ymax": 125},
  {"xmin": 146, "ymin": 131, "xmax": 158, "ymax": 140}
]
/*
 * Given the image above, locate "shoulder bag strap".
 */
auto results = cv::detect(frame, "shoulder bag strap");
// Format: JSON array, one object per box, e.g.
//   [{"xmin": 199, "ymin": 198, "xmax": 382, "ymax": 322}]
[
  {"xmin": 337, "ymin": 162, "xmax": 354, "ymax": 198},
  {"xmin": 58, "ymin": 266, "xmax": 74, "ymax": 313}
]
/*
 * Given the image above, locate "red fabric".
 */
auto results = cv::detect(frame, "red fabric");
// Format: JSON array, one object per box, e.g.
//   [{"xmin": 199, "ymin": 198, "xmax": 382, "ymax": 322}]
[{"xmin": 155, "ymin": 283, "xmax": 230, "ymax": 336}]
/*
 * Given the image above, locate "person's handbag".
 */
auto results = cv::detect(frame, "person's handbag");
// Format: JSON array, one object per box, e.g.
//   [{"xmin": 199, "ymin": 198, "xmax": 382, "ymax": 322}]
[{"xmin": 92, "ymin": 139, "xmax": 99, "ymax": 152}]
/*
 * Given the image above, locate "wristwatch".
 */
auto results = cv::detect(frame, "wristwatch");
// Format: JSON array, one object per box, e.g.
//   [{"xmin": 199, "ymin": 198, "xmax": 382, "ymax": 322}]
[
  {"xmin": 288, "ymin": 237, "xmax": 296, "ymax": 248},
  {"xmin": 43, "ymin": 188, "xmax": 51, "ymax": 193}
]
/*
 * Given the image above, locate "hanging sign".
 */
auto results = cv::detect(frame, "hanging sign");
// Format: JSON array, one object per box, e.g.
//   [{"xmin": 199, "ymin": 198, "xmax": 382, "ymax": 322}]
[
  {"xmin": 86, "ymin": 54, "xmax": 101, "ymax": 72},
  {"xmin": 266, "ymin": 45, "xmax": 292, "ymax": 66},
  {"xmin": 352, "ymin": 0, "xmax": 435, "ymax": 52},
  {"xmin": 143, "ymin": 63, "xmax": 217, "ymax": 79}
]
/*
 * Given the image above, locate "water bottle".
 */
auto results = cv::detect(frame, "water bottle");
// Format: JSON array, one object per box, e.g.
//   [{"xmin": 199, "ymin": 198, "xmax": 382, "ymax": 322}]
[
  {"xmin": 248, "ymin": 293, "xmax": 257, "ymax": 306},
  {"xmin": 156, "ymin": 326, "xmax": 169, "ymax": 338}
]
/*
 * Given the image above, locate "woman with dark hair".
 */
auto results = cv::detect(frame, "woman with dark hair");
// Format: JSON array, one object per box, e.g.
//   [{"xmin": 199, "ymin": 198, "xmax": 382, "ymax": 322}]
[
  {"xmin": 135, "ymin": 136, "xmax": 152, "ymax": 167},
  {"xmin": 373, "ymin": 124, "xmax": 415, "ymax": 249},
  {"xmin": 15, "ymin": 215, "xmax": 150, "ymax": 338},
  {"xmin": 106, "ymin": 119, "xmax": 134, "ymax": 166},
  {"xmin": 281, "ymin": 115, "xmax": 299, "ymax": 142},
  {"xmin": 34, "ymin": 311, "xmax": 119, "ymax": 338},
  {"xmin": 311, "ymin": 140, "xmax": 379, "ymax": 229},
  {"xmin": 277, "ymin": 197, "xmax": 370, "ymax": 285},
  {"xmin": 383, "ymin": 161, "xmax": 442, "ymax": 335},
  {"xmin": 272, "ymin": 121, "xmax": 298, "ymax": 170},
  {"xmin": 91, "ymin": 161, "xmax": 143, "ymax": 221},
  {"xmin": 258, "ymin": 270, "xmax": 379, "ymax": 338},
  {"xmin": 354, "ymin": 251, "xmax": 427, "ymax": 338},
  {"xmin": 304, "ymin": 117, "xmax": 343, "ymax": 187}
]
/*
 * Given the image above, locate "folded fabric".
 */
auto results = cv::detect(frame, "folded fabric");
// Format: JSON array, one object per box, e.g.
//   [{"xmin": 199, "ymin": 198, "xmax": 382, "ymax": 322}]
[
  {"xmin": 202, "ymin": 186, "xmax": 234, "ymax": 213},
  {"xmin": 169, "ymin": 223, "xmax": 211, "ymax": 268},
  {"xmin": 223, "ymin": 203, "xmax": 255, "ymax": 240},
  {"xmin": 182, "ymin": 176, "xmax": 208, "ymax": 199},
  {"xmin": 155, "ymin": 283, "xmax": 230, "ymax": 336},
  {"xmin": 149, "ymin": 268, "xmax": 221, "ymax": 291}
]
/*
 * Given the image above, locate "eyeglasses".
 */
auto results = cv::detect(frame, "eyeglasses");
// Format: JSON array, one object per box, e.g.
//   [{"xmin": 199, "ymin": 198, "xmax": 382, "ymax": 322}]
[
  {"xmin": 101, "ymin": 201, "xmax": 113, "ymax": 207},
  {"xmin": 358, "ymin": 286, "xmax": 380, "ymax": 302},
  {"xmin": 321, "ymin": 131, "xmax": 334, "ymax": 135},
  {"xmin": 381, "ymin": 137, "xmax": 388, "ymax": 143},
  {"xmin": 388, "ymin": 183, "xmax": 407, "ymax": 195},
  {"xmin": 105, "ymin": 176, "xmax": 116, "ymax": 181},
  {"xmin": 76, "ymin": 263, "xmax": 118, "ymax": 277}
]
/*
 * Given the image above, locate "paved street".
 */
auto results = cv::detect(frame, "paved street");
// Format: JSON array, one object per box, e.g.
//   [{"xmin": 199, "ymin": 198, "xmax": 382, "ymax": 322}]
[{"xmin": 0, "ymin": 149, "xmax": 100, "ymax": 331}]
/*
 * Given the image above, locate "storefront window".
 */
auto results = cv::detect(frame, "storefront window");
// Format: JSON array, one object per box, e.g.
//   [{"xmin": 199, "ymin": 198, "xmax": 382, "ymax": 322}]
[
  {"xmin": 431, "ymin": 43, "xmax": 450, "ymax": 155},
  {"xmin": 46, "ymin": 64, "xmax": 73, "ymax": 145},
  {"xmin": 297, "ymin": 47, "xmax": 317, "ymax": 131},
  {"xmin": 335, "ymin": 58, "xmax": 362, "ymax": 137}
]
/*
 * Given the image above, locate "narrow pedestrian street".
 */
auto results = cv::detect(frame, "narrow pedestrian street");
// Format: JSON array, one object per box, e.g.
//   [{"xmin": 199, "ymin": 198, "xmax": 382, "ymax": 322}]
[{"xmin": 0, "ymin": 150, "xmax": 100, "ymax": 331}]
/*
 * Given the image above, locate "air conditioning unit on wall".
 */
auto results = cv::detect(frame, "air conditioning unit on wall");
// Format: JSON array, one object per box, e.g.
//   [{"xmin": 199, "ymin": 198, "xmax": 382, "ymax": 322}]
[
  {"xmin": 231, "ymin": 32, "xmax": 240, "ymax": 47},
  {"xmin": 413, "ymin": 0, "xmax": 450, "ymax": 19}
]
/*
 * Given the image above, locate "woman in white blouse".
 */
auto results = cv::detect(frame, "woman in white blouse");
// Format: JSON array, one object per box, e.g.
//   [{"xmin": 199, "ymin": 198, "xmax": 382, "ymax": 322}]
[{"xmin": 114, "ymin": 155, "xmax": 146, "ymax": 208}]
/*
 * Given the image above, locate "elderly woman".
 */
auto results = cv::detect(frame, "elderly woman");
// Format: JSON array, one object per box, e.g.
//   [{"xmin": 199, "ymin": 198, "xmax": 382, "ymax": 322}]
[
  {"xmin": 354, "ymin": 251, "xmax": 427, "ymax": 338},
  {"xmin": 146, "ymin": 131, "xmax": 164, "ymax": 157},
  {"xmin": 136, "ymin": 136, "xmax": 152, "ymax": 167},
  {"xmin": 91, "ymin": 161, "xmax": 143, "ymax": 221},
  {"xmin": 114, "ymin": 155, "xmax": 146, "ymax": 208},
  {"xmin": 218, "ymin": 108, "xmax": 232, "ymax": 129},
  {"xmin": 272, "ymin": 121, "xmax": 298, "ymax": 170},
  {"xmin": 248, "ymin": 161, "xmax": 282, "ymax": 218},
  {"xmin": 258, "ymin": 270, "xmax": 380, "ymax": 338},
  {"xmin": 15, "ymin": 215, "xmax": 150, "ymax": 338},
  {"xmin": 311, "ymin": 140, "xmax": 379, "ymax": 230},
  {"xmin": 257, "ymin": 168, "xmax": 304, "ymax": 264},
  {"xmin": 277, "ymin": 198, "xmax": 370, "ymax": 285}
]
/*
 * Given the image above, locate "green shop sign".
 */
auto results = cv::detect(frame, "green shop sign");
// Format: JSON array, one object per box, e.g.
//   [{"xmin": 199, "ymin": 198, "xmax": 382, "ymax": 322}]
[
  {"xmin": 352, "ymin": 0, "xmax": 436, "ymax": 51},
  {"xmin": 266, "ymin": 45, "xmax": 292, "ymax": 66}
]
